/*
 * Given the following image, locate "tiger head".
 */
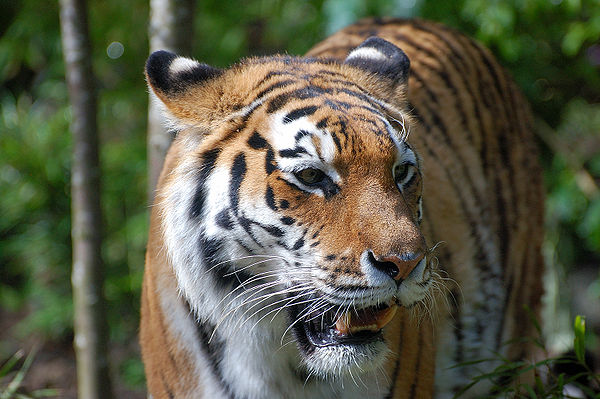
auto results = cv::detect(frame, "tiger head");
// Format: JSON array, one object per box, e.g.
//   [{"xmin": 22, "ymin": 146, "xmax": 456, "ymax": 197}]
[{"xmin": 146, "ymin": 38, "xmax": 434, "ymax": 378}]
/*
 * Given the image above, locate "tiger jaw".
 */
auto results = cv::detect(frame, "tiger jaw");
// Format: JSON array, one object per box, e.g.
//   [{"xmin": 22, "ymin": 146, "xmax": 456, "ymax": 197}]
[
  {"xmin": 292, "ymin": 300, "xmax": 397, "ymax": 347},
  {"xmin": 289, "ymin": 299, "xmax": 391, "ymax": 377},
  {"xmin": 288, "ymin": 256, "xmax": 433, "ymax": 376}
]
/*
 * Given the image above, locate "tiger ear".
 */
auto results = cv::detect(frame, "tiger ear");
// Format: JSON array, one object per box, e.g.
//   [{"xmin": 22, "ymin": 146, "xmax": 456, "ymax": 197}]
[
  {"xmin": 145, "ymin": 50, "xmax": 223, "ymax": 128},
  {"xmin": 344, "ymin": 37, "xmax": 410, "ymax": 87}
]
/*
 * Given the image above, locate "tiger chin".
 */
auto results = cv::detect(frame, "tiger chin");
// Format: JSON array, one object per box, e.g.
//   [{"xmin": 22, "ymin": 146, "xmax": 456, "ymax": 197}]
[{"xmin": 141, "ymin": 18, "xmax": 544, "ymax": 399}]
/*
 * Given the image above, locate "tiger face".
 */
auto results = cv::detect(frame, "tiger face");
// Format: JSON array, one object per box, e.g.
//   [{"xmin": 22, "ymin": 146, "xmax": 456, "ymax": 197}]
[{"xmin": 147, "ymin": 38, "xmax": 434, "ymax": 379}]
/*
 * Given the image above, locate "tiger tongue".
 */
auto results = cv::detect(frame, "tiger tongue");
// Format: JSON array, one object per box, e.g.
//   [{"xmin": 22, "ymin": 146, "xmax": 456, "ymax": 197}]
[{"xmin": 334, "ymin": 304, "xmax": 398, "ymax": 336}]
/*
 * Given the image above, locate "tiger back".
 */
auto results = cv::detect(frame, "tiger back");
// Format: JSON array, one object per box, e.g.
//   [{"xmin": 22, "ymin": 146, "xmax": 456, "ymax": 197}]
[{"xmin": 141, "ymin": 18, "xmax": 544, "ymax": 398}]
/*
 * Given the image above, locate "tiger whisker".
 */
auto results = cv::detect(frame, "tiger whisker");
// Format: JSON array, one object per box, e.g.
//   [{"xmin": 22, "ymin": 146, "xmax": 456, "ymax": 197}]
[
  {"xmin": 204, "ymin": 254, "xmax": 282, "ymax": 275},
  {"xmin": 206, "ymin": 268, "xmax": 314, "ymax": 320},
  {"xmin": 234, "ymin": 288, "xmax": 315, "ymax": 333},
  {"xmin": 208, "ymin": 283, "xmax": 312, "ymax": 342}
]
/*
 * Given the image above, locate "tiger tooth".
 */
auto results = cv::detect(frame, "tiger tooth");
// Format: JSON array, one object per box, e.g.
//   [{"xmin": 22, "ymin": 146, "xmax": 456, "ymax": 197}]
[
  {"xmin": 376, "ymin": 304, "xmax": 397, "ymax": 329},
  {"xmin": 334, "ymin": 304, "xmax": 398, "ymax": 336},
  {"xmin": 335, "ymin": 312, "xmax": 351, "ymax": 336}
]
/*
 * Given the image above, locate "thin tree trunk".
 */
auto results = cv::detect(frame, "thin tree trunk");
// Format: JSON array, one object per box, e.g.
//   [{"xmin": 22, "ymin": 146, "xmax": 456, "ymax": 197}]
[
  {"xmin": 147, "ymin": 0, "xmax": 196, "ymax": 202},
  {"xmin": 59, "ymin": 0, "xmax": 112, "ymax": 398}
]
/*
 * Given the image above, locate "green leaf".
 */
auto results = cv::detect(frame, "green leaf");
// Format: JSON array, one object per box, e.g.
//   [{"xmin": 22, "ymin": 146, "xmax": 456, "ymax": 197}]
[
  {"xmin": 0, "ymin": 348, "xmax": 36, "ymax": 399},
  {"xmin": 573, "ymin": 315, "xmax": 586, "ymax": 364},
  {"xmin": 523, "ymin": 383, "xmax": 537, "ymax": 398},
  {"xmin": 0, "ymin": 350, "xmax": 24, "ymax": 378}
]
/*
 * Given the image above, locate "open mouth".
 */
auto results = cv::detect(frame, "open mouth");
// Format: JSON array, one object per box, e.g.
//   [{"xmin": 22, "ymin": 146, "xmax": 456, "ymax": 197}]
[{"xmin": 290, "ymin": 299, "xmax": 398, "ymax": 349}]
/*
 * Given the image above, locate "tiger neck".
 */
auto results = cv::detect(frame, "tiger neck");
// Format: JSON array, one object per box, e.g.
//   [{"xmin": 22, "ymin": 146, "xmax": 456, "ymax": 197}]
[{"xmin": 178, "ymin": 286, "xmax": 389, "ymax": 399}]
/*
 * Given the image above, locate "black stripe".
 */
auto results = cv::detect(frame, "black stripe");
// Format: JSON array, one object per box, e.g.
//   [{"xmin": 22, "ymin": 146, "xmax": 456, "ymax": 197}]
[
  {"xmin": 248, "ymin": 131, "xmax": 268, "ymax": 149},
  {"xmin": 454, "ymin": 33, "xmax": 520, "ymax": 324},
  {"xmin": 292, "ymin": 238, "xmax": 304, "ymax": 250},
  {"xmin": 215, "ymin": 209, "xmax": 235, "ymax": 230},
  {"xmin": 410, "ymin": 102, "xmax": 501, "ymax": 365},
  {"xmin": 470, "ymin": 43, "xmax": 518, "ymax": 278},
  {"xmin": 450, "ymin": 288, "xmax": 465, "ymax": 364},
  {"xmin": 189, "ymin": 183, "xmax": 205, "ymax": 219},
  {"xmin": 408, "ymin": 323, "xmax": 425, "ymax": 398},
  {"xmin": 186, "ymin": 301, "xmax": 236, "ymax": 399},
  {"xmin": 314, "ymin": 117, "xmax": 343, "ymax": 153},
  {"xmin": 190, "ymin": 148, "xmax": 221, "ymax": 219},
  {"xmin": 263, "ymin": 224, "xmax": 285, "ymax": 238},
  {"xmin": 266, "ymin": 185, "xmax": 278, "ymax": 211},
  {"xmin": 294, "ymin": 129, "xmax": 312, "ymax": 142},
  {"xmin": 399, "ymin": 24, "xmax": 481, "ymax": 144},
  {"xmin": 405, "ymin": 25, "xmax": 515, "ymax": 299},
  {"xmin": 384, "ymin": 313, "xmax": 405, "ymax": 399},
  {"xmin": 330, "ymin": 131, "xmax": 342, "ymax": 153},
  {"xmin": 332, "ymin": 118, "xmax": 348, "ymax": 139},
  {"xmin": 323, "ymin": 98, "xmax": 351, "ymax": 111},
  {"xmin": 265, "ymin": 148, "xmax": 277, "ymax": 175},
  {"xmin": 238, "ymin": 215, "xmax": 265, "ymax": 248},
  {"xmin": 252, "ymin": 70, "xmax": 295, "ymax": 89},
  {"xmin": 408, "ymin": 72, "xmax": 489, "ymax": 235},
  {"xmin": 316, "ymin": 117, "xmax": 328, "ymax": 130},
  {"xmin": 337, "ymin": 87, "xmax": 381, "ymax": 110},
  {"xmin": 284, "ymin": 106, "xmax": 318, "ymax": 122},
  {"xmin": 279, "ymin": 147, "xmax": 308, "ymax": 158},
  {"xmin": 280, "ymin": 216, "xmax": 295, "ymax": 225},
  {"xmin": 266, "ymin": 85, "xmax": 381, "ymax": 115},
  {"xmin": 438, "ymin": 32, "xmax": 515, "ymax": 266},
  {"xmin": 200, "ymin": 234, "xmax": 253, "ymax": 290},
  {"xmin": 267, "ymin": 88, "xmax": 319, "ymax": 113},
  {"xmin": 229, "ymin": 153, "xmax": 247, "ymax": 214},
  {"xmin": 255, "ymin": 78, "xmax": 296, "ymax": 100}
]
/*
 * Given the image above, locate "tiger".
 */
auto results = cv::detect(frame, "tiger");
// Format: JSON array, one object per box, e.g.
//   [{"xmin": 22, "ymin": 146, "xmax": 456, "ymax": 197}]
[{"xmin": 140, "ymin": 18, "xmax": 545, "ymax": 399}]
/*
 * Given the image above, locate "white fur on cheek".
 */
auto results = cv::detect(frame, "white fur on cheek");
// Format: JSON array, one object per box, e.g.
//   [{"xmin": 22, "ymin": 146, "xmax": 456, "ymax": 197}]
[{"xmin": 159, "ymin": 160, "xmax": 206, "ymax": 301}]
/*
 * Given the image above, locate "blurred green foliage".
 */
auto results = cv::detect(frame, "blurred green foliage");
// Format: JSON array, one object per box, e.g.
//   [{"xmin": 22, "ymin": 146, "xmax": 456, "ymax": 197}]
[{"xmin": 0, "ymin": 0, "xmax": 598, "ymax": 391}]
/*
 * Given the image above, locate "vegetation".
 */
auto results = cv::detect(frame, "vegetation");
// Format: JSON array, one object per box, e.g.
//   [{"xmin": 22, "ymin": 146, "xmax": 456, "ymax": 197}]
[
  {"xmin": 0, "ymin": 348, "xmax": 59, "ymax": 398},
  {"xmin": 452, "ymin": 315, "xmax": 599, "ymax": 398},
  {"xmin": 0, "ymin": 0, "xmax": 598, "ymax": 394}
]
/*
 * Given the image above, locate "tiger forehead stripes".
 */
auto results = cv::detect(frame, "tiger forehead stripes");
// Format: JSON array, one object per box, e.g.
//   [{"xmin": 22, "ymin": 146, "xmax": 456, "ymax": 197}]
[{"xmin": 141, "ymin": 18, "xmax": 544, "ymax": 399}]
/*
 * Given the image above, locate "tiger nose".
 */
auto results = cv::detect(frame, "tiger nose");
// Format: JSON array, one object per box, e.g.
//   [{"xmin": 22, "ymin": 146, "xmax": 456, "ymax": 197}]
[{"xmin": 368, "ymin": 250, "xmax": 425, "ymax": 281}]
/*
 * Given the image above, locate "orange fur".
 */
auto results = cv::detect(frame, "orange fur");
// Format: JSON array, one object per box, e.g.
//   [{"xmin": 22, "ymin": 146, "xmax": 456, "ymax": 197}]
[{"xmin": 141, "ymin": 18, "xmax": 544, "ymax": 398}]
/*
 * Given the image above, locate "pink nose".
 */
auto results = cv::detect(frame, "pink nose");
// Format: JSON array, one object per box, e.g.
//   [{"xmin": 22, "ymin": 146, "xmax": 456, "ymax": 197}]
[
  {"xmin": 382, "ymin": 253, "xmax": 424, "ymax": 280},
  {"xmin": 370, "ymin": 251, "xmax": 425, "ymax": 280}
]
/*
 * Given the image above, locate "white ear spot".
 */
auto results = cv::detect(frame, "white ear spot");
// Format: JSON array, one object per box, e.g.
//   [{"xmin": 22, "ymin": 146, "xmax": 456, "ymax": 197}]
[
  {"xmin": 346, "ymin": 47, "xmax": 387, "ymax": 62},
  {"xmin": 169, "ymin": 57, "xmax": 201, "ymax": 75}
]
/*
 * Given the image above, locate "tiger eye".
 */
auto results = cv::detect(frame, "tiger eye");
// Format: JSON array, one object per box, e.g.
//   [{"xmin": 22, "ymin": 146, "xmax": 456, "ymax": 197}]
[
  {"xmin": 394, "ymin": 164, "xmax": 410, "ymax": 183},
  {"xmin": 296, "ymin": 168, "xmax": 325, "ymax": 185}
]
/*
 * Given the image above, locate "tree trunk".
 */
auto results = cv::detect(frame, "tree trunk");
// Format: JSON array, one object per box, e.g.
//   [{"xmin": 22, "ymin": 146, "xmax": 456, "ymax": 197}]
[
  {"xmin": 147, "ymin": 0, "xmax": 196, "ymax": 202},
  {"xmin": 59, "ymin": 0, "xmax": 113, "ymax": 398}
]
